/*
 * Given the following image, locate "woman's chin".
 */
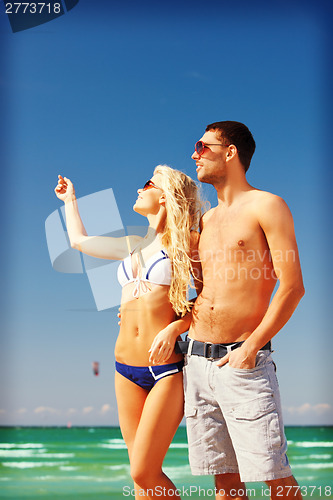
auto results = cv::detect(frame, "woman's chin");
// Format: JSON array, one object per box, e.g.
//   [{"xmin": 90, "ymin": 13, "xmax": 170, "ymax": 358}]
[{"xmin": 133, "ymin": 204, "xmax": 145, "ymax": 215}]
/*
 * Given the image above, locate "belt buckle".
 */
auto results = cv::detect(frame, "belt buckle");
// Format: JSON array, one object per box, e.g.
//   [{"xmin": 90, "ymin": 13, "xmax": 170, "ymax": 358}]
[{"xmin": 204, "ymin": 342, "xmax": 214, "ymax": 360}]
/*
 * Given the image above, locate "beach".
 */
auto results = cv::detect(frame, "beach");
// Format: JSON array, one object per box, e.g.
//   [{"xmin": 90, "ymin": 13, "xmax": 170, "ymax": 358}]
[{"xmin": 0, "ymin": 426, "xmax": 332, "ymax": 499}]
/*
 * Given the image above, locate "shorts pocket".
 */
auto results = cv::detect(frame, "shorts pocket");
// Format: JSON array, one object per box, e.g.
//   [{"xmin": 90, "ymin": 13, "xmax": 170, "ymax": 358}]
[
  {"xmin": 233, "ymin": 395, "xmax": 276, "ymax": 421},
  {"xmin": 228, "ymin": 351, "xmax": 271, "ymax": 374},
  {"xmin": 228, "ymin": 364, "xmax": 262, "ymax": 374},
  {"xmin": 184, "ymin": 403, "xmax": 197, "ymax": 418},
  {"xmin": 231, "ymin": 395, "xmax": 282, "ymax": 451}
]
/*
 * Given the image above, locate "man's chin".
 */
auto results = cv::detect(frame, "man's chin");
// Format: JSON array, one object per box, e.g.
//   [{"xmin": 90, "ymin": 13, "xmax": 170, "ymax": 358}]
[{"xmin": 197, "ymin": 172, "xmax": 210, "ymax": 184}]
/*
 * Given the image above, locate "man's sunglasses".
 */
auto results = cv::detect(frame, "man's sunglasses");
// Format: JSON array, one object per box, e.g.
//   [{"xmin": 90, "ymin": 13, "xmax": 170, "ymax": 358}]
[
  {"xmin": 195, "ymin": 141, "xmax": 229, "ymax": 155},
  {"xmin": 142, "ymin": 180, "xmax": 161, "ymax": 191}
]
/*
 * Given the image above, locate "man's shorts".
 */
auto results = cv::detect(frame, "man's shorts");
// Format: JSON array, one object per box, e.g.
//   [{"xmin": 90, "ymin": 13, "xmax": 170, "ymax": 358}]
[{"xmin": 183, "ymin": 348, "xmax": 292, "ymax": 482}]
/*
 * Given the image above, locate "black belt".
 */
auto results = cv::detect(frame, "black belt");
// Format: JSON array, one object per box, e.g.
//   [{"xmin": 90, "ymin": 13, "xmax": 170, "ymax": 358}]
[{"xmin": 175, "ymin": 338, "xmax": 271, "ymax": 359}]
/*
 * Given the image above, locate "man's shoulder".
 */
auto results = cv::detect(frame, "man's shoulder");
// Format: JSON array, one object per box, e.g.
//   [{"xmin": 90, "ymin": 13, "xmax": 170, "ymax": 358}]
[
  {"xmin": 248, "ymin": 190, "xmax": 292, "ymax": 230},
  {"xmin": 200, "ymin": 206, "xmax": 216, "ymax": 227},
  {"xmin": 248, "ymin": 189, "xmax": 287, "ymax": 211}
]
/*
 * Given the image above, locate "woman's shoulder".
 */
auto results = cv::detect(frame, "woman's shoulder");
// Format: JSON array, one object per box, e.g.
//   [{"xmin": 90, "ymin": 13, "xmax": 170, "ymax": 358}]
[{"xmin": 128, "ymin": 235, "xmax": 145, "ymax": 254}]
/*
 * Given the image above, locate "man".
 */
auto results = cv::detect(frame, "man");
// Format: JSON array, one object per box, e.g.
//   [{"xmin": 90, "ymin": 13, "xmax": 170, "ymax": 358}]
[{"xmin": 181, "ymin": 121, "xmax": 304, "ymax": 499}]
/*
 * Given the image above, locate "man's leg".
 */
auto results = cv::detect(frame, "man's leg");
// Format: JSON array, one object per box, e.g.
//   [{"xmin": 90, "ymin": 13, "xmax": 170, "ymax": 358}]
[
  {"xmin": 183, "ymin": 355, "xmax": 240, "ymax": 477},
  {"xmin": 266, "ymin": 475, "xmax": 303, "ymax": 500},
  {"xmin": 215, "ymin": 473, "xmax": 248, "ymax": 500},
  {"xmin": 216, "ymin": 352, "xmax": 293, "ymax": 487}
]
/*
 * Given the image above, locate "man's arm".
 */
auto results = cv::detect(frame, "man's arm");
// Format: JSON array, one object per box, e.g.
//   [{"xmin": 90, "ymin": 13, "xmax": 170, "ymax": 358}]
[
  {"xmin": 218, "ymin": 194, "xmax": 305, "ymax": 368},
  {"xmin": 148, "ymin": 231, "xmax": 203, "ymax": 364}
]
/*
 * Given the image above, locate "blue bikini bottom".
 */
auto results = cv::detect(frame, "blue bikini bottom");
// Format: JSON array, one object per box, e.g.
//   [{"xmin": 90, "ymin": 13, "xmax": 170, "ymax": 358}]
[{"xmin": 115, "ymin": 360, "xmax": 184, "ymax": 391}]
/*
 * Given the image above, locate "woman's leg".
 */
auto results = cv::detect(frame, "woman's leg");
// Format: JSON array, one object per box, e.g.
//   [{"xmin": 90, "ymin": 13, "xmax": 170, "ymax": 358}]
[
  {"xmin": 130, "ymin": 371, "xmax": 184, "ymax": 499},
  {"xmin": 115, "ymin": 371, "xmax": 149, "ymax": 499}
]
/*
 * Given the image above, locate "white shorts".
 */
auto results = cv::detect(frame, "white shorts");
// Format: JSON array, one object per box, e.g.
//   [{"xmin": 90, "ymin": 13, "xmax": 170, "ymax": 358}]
[{"xmin": 183, "ymin": 349, "xmax": 292, "ymax": 482}]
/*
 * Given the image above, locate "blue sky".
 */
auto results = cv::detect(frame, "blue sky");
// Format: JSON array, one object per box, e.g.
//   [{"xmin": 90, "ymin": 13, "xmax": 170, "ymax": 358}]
[{"xmin": 0, "ymin": 0, "xmax": 332, "ymax": 427}]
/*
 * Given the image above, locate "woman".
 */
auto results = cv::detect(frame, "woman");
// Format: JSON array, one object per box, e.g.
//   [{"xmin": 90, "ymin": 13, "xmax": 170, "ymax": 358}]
[{"xmin": 54, "ymin": 165, "xmax": 202, "ymax": 499}]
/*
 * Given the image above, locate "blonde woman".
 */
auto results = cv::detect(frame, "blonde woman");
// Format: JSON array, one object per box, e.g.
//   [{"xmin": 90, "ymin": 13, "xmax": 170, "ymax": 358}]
[{"xmin": 54, "ymin": 166, "xmax": 203, "ymax": 499}]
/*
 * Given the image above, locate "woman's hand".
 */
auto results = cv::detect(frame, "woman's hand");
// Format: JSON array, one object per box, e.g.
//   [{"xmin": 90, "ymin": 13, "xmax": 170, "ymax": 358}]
[
  {"xmin": 54, "ymin": 175, "xmax": 75, "ymax": 203},
  {"xmin": 149, "ymin": 324, "xmax": 179, "ymax": 364}
]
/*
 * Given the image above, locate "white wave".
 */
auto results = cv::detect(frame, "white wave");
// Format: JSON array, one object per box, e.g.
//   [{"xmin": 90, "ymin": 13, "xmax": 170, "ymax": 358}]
[
  {"xmin": 294, "ymin": 454, "xmax": 332, "ymax": 460},
  {"xmin": 1, "ymin": 461, "xmax": 69, "ymax": 469},
  {"xmin": 291, "ymin": 441, "xmax": 333, "ymax": 448},
  {"xmin": 95, "ymin": 477, "xmax": 124, "ymax": 483},
  {"xmin": 0, "ymin": 443, "xmax": 45, "ymax": 449},
  {"xmin": 68, "ymin": 475, "xmax": 127, "ymax": 483},
  {"xmin": 0, "ymin": 450, "xmax": 74, "ymax": 459},
  {"xmin": 291, "ymin": 463, "xmax": 333, "ymax": 469},
  {"xmin": 163, "ymin": 464, "xmax": 192, "ymax": 478},
  {"xmin": 103, "ymin": 439, "xmax": 125, "ymax": 444},
  {"xmin": 59, "ymin": 466, "xmax": 79, "ymax": 471},
  {"xmin": 37, "ymin": 453, "xmax": 75, "ymax": 458},
  {"xmin": 0, "ymin": 449, "xmax": 47, "ymax": 458},
  {"xmin": 100, "ymin": 438, "xmax": 187, "ymax": 450},
  {"xmin": 295, "ymin": 476, "xmax": 316, "ymax": 481},
  {"xmin": 30, "ymin": 472, "xmax": 129, "ymax": 484},
  {"xmin": 104, "ymin": 464, "xmax": 130, "ymax": 471},
  {"xmin": 66, "ymin": 475, "xmax": 97, "ymax": 481},
  {"xmin": 99, "ymin": 443, "xmax": 127, "ymax": 449}
]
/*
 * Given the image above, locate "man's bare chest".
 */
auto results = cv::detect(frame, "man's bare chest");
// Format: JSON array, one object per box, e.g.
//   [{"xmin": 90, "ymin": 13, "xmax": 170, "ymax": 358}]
[{"xmin": 199, "ymin": 209, "xmax": 269, "ymax": 264}]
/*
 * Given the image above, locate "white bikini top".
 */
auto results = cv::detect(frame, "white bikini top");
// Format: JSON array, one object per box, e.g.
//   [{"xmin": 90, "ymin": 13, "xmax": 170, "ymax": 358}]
[{"xmin": 117, "ymin": 249, "xmax": 172, "ymax": 298}]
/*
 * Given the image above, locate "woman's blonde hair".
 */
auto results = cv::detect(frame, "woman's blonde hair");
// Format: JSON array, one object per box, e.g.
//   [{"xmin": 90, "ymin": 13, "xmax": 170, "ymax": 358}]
[{"xmin": 153, "ymin": 165, "xmax": 204, "ymax": 316}]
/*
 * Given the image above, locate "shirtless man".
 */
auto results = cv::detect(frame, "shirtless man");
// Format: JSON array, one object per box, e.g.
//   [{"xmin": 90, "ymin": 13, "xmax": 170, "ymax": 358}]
[{"xmin": 175, "ymin": 121, "xmax": 304, "ymax": 500}]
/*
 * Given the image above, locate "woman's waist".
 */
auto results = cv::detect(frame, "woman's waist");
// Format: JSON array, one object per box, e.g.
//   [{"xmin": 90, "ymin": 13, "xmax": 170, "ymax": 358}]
[
  {"xmin": 116, "ymin": 326, "xmax": 157, "ymax": 344},
  {"xmin": 115, "ymin": 332, "xmax": 183, "ymax": 366},
  {"xmin": 119, "ymin": 302, "xmax": 175, "ymax": 331}
]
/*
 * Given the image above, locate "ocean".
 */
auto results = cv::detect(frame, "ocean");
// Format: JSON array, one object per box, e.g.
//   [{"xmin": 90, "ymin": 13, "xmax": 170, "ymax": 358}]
[{"xmin": 0, "ymin": 426, "xmax": 332, "ymax": 499}]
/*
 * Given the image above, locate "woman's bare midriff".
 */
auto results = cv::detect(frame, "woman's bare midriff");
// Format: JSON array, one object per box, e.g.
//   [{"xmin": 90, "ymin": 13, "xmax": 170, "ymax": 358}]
[{"xmin": 115, "ymin": 284, "xmax": 183, "ymax": 366}]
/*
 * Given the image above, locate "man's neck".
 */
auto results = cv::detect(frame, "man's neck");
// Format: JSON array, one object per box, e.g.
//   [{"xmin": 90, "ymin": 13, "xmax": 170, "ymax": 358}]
[{"xmin": 215, "ymin": 177, "xmax": 252, "ymax": 206}]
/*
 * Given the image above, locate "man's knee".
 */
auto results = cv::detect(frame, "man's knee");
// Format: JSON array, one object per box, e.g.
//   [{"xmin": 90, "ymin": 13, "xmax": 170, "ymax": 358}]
[
  {"xmin": 265, "ymin": 475, "xmax": 302, "ymax": 499},
  {"xmin": 266, "ymin": 475, "xmax": 299, "ymax": 488},
  {"xmin": 215, "ymin": 473, "xmax": 244, "ymax": 490}
]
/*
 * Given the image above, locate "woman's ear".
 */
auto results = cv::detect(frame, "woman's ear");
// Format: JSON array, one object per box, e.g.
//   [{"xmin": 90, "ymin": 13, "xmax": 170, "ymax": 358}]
[{"xmin": 159, "ymin": 193, "xmax": 166, "ymax": 205}]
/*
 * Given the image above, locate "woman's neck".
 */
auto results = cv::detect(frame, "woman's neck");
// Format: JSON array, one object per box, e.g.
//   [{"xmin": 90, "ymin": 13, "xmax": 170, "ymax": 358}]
[
  {"xmin": 146, "ymin": 211, "xmax": 166, "ymax": 235},
  {"xmin": 143, "ymin": 227, "xmax": 162, "ymax": 245}
]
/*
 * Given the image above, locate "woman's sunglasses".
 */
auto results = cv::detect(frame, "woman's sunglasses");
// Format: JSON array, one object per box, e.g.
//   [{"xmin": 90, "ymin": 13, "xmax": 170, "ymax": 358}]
[
  {"xmin": 195, "ymin": 141, "xmax": 229, "ymax": 155},
  {"xmin": 142, "ymin": 180, "xmax": 161, "ymax": 191}
]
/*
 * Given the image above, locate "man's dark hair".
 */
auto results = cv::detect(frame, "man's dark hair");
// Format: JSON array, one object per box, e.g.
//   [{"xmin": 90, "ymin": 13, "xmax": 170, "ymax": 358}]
[{"xmin": 206, "ymin": 121, "xmax": 256, "ymax": 173}]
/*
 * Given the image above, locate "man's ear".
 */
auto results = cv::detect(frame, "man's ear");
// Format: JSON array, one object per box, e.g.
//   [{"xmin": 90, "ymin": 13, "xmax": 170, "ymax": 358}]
[{"xmin": 226, "ymin": 145, "xmax": 237, "ymax": 161}]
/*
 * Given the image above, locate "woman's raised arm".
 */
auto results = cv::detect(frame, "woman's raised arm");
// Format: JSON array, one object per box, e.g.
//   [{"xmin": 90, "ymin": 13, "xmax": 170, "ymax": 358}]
[{"xmin": 54, "ymin": 175, "xmax": 141, "ymax": 260}]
